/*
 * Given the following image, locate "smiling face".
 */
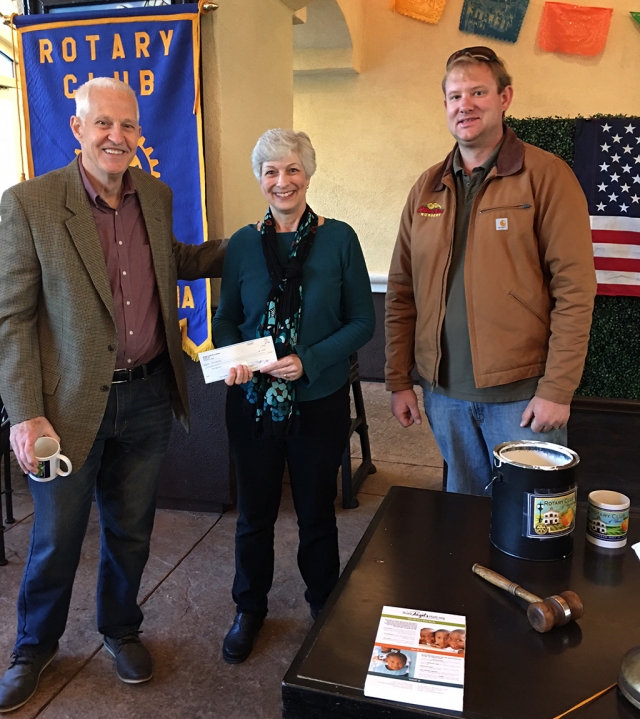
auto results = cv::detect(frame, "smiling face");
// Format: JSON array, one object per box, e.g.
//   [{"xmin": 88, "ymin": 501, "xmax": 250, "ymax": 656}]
[
  {"xmin": 385, "ymin": 654, "xmax": 406, "ymax": 671},
  {"xmin": 70, "ymin": 87, "xmax": 141, "ymax": 190},
  {"xmin": 433, "ymin": 630, "xmax": 450, "ymax": 648},
  {"xmin": 259, "ymin": 151, "xmax": 309, "ymax": 223},
  {"xmin": 444, "ymin": 62, "xmax": 512, "ymax": 154},
  {"xmin": 420, "ymin": 628, "xmax": 434, "ymax": 644},
  {"xmin": 448, "ymin": 630, "xmax": 466, "ymax": 651}
]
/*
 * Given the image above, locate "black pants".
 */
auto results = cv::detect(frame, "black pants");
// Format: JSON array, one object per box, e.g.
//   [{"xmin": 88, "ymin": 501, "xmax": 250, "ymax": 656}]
[{"xmin": 226, "ymin": 382, "xmax": 351, "ymax": 617}]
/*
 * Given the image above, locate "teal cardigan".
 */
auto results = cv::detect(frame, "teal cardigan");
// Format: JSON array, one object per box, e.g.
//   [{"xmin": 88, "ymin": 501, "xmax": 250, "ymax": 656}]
[{"xmin": 212, "ymin": 219, "xmax": 375, "ymax": 402}]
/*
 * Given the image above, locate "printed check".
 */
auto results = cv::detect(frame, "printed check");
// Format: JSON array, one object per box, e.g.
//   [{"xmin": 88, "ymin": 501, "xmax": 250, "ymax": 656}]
[{"xmin": 198, "ymin": 337, "xmax": 278, "ymax": 383}]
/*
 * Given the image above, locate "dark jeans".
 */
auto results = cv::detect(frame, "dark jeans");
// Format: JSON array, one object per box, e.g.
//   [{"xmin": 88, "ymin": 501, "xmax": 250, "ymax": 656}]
[
  {"xmin": 15, "ymin": 358, "xmax": 173, "ymax": 654},
  {"xmin": 226, "ymin": 382, "xmax": 350, "ymax": 617}
]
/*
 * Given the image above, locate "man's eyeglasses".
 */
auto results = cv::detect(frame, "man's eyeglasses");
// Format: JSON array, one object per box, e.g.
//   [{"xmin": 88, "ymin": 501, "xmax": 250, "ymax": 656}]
[{"xmin": 446, "ymin": 46, "xmax": 501, "ymax": 68}]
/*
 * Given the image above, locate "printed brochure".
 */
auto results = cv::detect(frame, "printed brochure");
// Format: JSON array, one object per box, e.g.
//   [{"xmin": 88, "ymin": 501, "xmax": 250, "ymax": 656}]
[{"xmin": 364, "ymin": 606, "xmax": 466, "ymax": 712}]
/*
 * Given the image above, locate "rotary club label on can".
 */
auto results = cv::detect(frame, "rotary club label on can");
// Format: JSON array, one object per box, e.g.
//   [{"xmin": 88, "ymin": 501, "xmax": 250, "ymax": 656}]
[
  {"xmin": 587, "ymin": 505, "xmax": 629, "ymax": 543},
  {"xmin": 525, "ymin": 488, "xmax": 577, "ymax": 539}
]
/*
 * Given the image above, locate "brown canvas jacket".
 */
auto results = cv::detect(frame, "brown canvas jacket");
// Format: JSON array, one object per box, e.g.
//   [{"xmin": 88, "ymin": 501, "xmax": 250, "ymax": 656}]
[{"xmin": 385, "ymin": 126, "xmax": 597, "ymax": 405}]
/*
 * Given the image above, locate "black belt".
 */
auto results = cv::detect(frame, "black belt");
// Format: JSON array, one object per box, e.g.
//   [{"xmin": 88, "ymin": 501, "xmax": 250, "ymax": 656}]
[{"xmin": 112, "ymin": 351, "xmax": 168, "ymax": 384}]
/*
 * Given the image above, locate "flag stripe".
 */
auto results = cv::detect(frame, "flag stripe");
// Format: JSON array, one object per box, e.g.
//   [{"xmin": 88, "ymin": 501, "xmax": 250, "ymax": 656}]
[
  {"xmin": 592, "ymin": 229, "xmax": 640, "ymax": 246},
  {"xmin": 591, "ymin": 215, "xmax": 640, "ymax": 232},
  {"xmin": 594, "ymin": 257, "xmax": 640, "ymax": 273},
  {"xmin": 593, "ymin": 243, "xmax": 640, "ymax": 259},
  {"xmin": 597, "ymin": 283, "xmax": 640, "ymax": 297},
  {"xmin": 596, "ymin": 269, "xmax": 640, "ymax": 285}
]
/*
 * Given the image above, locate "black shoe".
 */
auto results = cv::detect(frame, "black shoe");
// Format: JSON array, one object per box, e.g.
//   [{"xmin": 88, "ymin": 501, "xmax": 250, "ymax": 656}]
[
  {"xmin": 103, "ymin": 632, "xmax": 152, "ymax": 684},
  {"xmin": 310, "ymin": 606, "xmax": 321, "ymax": 621},
  {"xmin": 0, "ymin": 643, "xmax": 59, "ymax": 713},
  {"xmin": 222, "ymin": 613, "xmax": 264, "ymax": 664}
]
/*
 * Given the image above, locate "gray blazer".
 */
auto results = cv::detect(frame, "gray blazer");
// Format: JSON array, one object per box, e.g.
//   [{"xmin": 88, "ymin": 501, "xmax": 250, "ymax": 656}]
[{"xmin": 0, "ymin": 158, "xmax": 226, "ymax": 471}]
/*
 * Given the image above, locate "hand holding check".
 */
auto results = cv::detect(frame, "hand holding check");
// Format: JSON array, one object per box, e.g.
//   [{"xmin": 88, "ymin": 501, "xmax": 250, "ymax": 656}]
[
  {"xmin": 198, "ymin": 337, "xmax": 303, "ymax": 386},
  {"xmin": 225, "ymin": 355, "xmax": 303, "ymax": 386}
]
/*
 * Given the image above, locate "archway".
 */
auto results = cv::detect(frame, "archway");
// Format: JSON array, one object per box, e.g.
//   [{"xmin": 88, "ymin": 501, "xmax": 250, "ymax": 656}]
[{"xmin": 293, "ymin": 0, "xmax": 363, "ymax": 75}]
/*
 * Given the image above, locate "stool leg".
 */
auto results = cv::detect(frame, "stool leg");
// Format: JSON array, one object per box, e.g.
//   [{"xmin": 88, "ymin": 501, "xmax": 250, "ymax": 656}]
[
  {"xmin": 0, "ymin": 526, "xmax": 7, "ymax": 565},
  {"xmin": 341, "ymin": 445, "xmax": 358, "ymax": 509},
  {"xmin": 4, "ymin": 448, "xmax": 14, "ymax": 524},
  {"xmin": 351, "ymin": 378, "xmax": 376, "ymax": 476},
  {"xmin": 340, "ymin": 356, "xmax": 377, "ymax": 509},
  {"xmin": 0, "ymin": 457, "xmax": 7, "ymax": 565}
]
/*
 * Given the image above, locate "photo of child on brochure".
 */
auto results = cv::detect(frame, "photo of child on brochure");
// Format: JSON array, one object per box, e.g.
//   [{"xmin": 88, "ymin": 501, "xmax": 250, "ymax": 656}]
[
  {"xmin": 369, "ymin": 646, "xmax": 416, "ymax": 676},
  {"xmin": 419, "ymin": 627, "xmax": 466, "ymax": 656}
]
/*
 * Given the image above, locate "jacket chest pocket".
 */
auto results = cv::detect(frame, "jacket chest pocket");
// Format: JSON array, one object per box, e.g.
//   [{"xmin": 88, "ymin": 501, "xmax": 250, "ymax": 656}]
[
  {"xmin": 477, "ymin": 204, "xmax": 531, "ymax": 229},
  {"xmin": 478, "ymin": 204, "xmax": 531, "ymax": 214},
  {"xmin": 42, "ymin": 367, "xmax": 61, "ymax": 396},
  {"xmin": 475, "ymin": 204, "xmax": 535, "ymax": 251}
]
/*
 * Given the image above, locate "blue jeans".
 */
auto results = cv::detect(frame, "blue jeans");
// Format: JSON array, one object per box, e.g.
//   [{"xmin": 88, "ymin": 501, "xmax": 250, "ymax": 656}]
[
  {"xmin": 422, "ymin": 391, "xmax": 568, "ymax": 497},
  {"xmin": 15, "ymin": 359, "xmax": 173, "ymax": 654}
]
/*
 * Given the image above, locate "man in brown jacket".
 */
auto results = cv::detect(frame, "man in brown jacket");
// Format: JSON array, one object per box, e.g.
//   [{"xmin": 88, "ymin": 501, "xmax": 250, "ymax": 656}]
[
  {"xmin": 385, "ymin": 47, "xmax": 596, "ymax": 496},
  {"xmin": 0, "ymin": 78, "xmax": 226, "ymax": 712}
]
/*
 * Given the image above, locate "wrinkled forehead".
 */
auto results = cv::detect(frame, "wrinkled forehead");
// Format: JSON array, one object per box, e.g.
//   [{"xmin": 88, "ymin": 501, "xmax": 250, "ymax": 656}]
[
  {"xmin": 86, "ymin": 88, "xmax": 139, "ymax": 119},
  {"xmin": 444, "ymin": 63, "xmax": 498, "ymax": 92},
  {"xmin": 262, "ymin": 151, "xmax": 303, "ymax": 167}
]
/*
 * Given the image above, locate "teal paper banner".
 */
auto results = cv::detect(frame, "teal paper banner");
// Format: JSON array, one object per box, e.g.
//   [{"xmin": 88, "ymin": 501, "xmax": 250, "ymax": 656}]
[{"xmin": 459, "ymin": 0, "xmax": 530, "ymax": 43}]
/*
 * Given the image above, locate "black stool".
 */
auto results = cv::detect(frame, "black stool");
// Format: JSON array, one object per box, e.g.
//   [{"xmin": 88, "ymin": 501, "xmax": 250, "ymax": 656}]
[
  {"xmin": 340, "ymin": 354, "xmax": 376, "ymax": 509},
  {"xmin": 0, "ymin": 401, "xmax": 15, "ymax": 566}
]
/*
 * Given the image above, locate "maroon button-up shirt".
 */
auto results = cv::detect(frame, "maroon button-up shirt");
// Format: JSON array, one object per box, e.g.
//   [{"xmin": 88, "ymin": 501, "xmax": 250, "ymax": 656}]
[{"xmin": 79, "ymin": 159, "xmax": 166, "ymax": 369}]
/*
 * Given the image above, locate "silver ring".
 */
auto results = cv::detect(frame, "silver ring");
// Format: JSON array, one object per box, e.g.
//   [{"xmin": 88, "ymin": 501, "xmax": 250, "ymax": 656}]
[{"xmin": 284, "ymin": 373, "xmax": 288, "ymax": 379}]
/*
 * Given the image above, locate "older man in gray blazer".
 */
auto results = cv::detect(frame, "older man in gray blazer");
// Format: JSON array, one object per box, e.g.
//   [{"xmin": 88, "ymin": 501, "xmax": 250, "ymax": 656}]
[{"xmin": 0, "ymin": 77, "xmax": 226, "ymax": 712}]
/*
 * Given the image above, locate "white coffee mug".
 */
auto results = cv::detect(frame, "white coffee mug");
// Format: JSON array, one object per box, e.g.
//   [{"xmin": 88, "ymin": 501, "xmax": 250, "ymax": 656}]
[
  {"xmin": 29, "ymin": 437, "xmax": 72, "ymax": 482},
  {"xmin": 586, "ymin": 490, "xmax": 630, "ymax": 548}
]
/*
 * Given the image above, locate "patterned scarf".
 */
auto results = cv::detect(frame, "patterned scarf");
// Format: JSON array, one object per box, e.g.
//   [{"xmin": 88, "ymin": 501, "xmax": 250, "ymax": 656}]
[{"xmin": 244, "ymin": 204, "xmax": 318, "ymax": 438}]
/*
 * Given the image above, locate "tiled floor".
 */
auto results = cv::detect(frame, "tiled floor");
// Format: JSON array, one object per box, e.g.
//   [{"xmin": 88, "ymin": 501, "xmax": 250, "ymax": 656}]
[{"xmin": 0, "ymin": 382, "xmax": 442, "ymax": 719}]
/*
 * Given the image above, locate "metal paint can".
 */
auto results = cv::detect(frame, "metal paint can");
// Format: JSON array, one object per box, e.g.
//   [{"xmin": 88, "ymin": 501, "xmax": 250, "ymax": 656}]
[{"xmin": 491, "ymin": 441, "xmax": 580, "ymax": 561}]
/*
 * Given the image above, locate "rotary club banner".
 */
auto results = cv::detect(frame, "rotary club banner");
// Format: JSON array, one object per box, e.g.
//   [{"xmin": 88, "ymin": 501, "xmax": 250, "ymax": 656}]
[
  {"xmin": 14, "ymin": 4, "xmax": 212, "ymax": 359},
  {"xmin": 391, "ymin": 0, "xmax": 447, "ymax": 24},
  {"xmin": 537, "ymin": 2, "xmax": 612, "ymax": 56},
  {"xmin": 459, "ymin": 0, "xmax": 530, "ymax": 43}
]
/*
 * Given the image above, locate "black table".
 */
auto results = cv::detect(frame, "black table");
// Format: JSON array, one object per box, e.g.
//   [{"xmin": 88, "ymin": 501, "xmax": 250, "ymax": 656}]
[{"xmin": 283, "ymin": 487, "xmax": 640, "ymax": 719}]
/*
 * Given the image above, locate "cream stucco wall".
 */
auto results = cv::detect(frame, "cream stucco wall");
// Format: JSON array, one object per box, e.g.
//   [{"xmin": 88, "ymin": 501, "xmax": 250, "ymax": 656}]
[
  {"xmin": 0, "ymin": 20, "xmax": 23, "ymax": 197},
  {"xmin": 294, "ymin": 0, "xmax": 640, "ymax": 276},
  {"xmin": 201, "ymin": 0, "xmax": 294, "ymax": 241}
]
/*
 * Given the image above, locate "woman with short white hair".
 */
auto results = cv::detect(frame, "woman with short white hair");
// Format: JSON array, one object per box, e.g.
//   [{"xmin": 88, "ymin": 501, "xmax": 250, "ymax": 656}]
[{"xmin": 213, "ymin": 128, "xmax": 375, "ymax": 663}]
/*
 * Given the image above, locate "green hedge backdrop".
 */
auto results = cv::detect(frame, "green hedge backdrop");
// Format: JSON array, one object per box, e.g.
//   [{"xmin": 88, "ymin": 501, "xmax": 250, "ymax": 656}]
[{"xmin": 505, "ymin": 116, "xmax": 640, "ymax": 400}]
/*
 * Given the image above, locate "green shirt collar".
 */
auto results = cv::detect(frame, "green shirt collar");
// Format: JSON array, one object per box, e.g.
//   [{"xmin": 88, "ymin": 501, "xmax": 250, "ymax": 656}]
[{"xmin": 453, "ymin": 137, "xmax": 504, "ymax": 178}]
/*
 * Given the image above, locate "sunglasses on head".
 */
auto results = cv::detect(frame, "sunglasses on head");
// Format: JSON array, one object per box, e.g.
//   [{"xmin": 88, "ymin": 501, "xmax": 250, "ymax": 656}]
[{"xmin": 446, "ymin": 46, "xmax": 500, "ymax": 68}]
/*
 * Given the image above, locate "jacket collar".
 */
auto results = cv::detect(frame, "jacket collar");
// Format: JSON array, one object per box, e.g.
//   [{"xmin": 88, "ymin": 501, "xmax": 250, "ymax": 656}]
[
  {"xmin": 431, "ymin": 124, "xmax": 524, "ymax": 191},
  {"xmin": 63, "ymin": 158, "xmax": 115, "ymax": 319}
]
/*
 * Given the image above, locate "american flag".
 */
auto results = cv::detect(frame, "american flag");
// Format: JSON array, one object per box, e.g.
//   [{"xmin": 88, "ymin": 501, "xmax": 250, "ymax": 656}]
[{"xmin": 573, "ymin": 118, "xmax": 640, "ymax": 297}]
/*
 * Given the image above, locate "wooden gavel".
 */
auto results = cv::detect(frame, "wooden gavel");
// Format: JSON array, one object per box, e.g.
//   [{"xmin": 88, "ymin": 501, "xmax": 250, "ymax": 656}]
[{"xmin": 472, "ymin": 564, "xmax": 584, "ymax": 633}]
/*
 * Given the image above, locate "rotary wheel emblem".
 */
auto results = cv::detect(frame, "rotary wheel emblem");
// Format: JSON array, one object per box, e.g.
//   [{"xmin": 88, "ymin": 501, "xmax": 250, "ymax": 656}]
[{"xmin": 131, "ymin": 136, "xmax": 160, "ymax": 178}]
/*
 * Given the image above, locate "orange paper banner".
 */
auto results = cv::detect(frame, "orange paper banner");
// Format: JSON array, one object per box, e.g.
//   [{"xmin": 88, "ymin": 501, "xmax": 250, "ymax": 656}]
[
  {"xmin": 537, "ymin": 2, "xmax": 613, "ymax": 56},
  {"xmin": 392, "ymin": 0, "xmax": 447, "ymax": 24}
]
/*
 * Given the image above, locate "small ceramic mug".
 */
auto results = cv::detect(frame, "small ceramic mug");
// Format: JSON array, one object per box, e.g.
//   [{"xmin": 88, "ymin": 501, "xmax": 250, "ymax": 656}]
[
  {"xmin": 29, "ymin": 437, "xmax": 72, "ymax": 483},
  {"xmin": 586, "ymin": 490, "xmax": 630, "ymax": 548}
]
